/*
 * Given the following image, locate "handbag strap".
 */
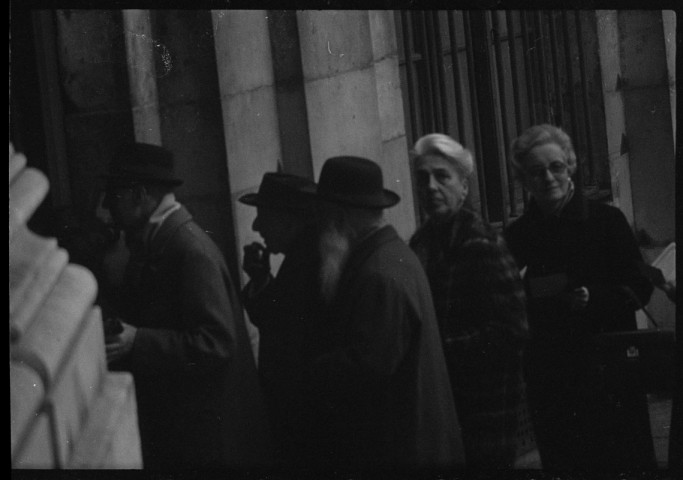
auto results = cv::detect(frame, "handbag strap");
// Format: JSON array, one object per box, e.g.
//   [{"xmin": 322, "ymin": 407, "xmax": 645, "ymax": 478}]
[
  {"xmin": 620, "ymin": 286, "xmax": 659, "ymax": 329},
  {"xmin": 640, "ymin": 306, "xmax": 660, "ymax": 329}
]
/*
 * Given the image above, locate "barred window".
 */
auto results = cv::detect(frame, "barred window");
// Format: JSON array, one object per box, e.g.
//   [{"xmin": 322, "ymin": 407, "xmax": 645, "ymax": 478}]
[{"xmin": 396, "ymin": 10, "xmax": 611, "ymax": 229}]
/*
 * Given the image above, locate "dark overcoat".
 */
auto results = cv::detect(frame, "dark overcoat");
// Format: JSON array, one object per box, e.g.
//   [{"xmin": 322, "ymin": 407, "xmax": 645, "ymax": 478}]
[
  {"xmin": 117, "ymin": 206, "xmax": 272, "ymax": 469},
  {"xmin": 410, "ymin": 208, "xmax": 528, "ymax": 468},
  {"xmin": 307, "ymin": 225, "xmax": 465, "ymax": 471},
  {"xmin": 242, "ymin": 224, "xmax": 326, "ymax": 467},
  {"xmin": 504, "ymin": 193, "xmax": 656, "ymax": 470}
]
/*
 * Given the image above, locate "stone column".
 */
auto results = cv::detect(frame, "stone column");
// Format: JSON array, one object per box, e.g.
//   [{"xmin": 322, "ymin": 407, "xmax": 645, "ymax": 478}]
[
  {"xmin": 267, "ymin": 10, "xmax": 314, "ymax": 178},
  {"xmin": 53, "ymin": 10, "xmax": 134, "ymax": 212},
  {"xmin": 596, "ymin": 10, "xmax": 675, "ymax": 245},
  {"xmin": 596, "ymin": 11, "xmax": 635, "ymax": 225},
  {"xmin": 297, "ymin": 10, "xmax": 416, "ymax": 239},
  {"xmin": 122, "ymin": 10, "xmax": 162, "ymax": 145},
  {"xmin": 662, "ymin": 10, "xmax": 676, "ymax": 147},
  {"xmin": 368, "ymin": 10, "xmax": 417, "ymax": 239},
  {"xmin": 212, "ymin": 10, "xmax": 283, "ymax": 358},
  {"xmin": 152, "ymin": 10, "xmax": 238, "ymax": 277},
  {"xmin": 618, "ymin": 10, "xmax": 675, "ymax": 245},
  {"xmin": 211, "ymin": 10, "xmax": 282, "ymax": 268}
]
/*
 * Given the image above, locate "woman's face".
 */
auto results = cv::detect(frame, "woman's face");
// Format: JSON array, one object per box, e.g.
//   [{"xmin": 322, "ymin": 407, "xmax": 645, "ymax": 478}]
[
  {"xmin": 415, "ymin": 154, "xmax": 469, "ymax": 220},
  {"xmin": 521, "ymin": 143, "xmax": 572, "ymax": 206}
]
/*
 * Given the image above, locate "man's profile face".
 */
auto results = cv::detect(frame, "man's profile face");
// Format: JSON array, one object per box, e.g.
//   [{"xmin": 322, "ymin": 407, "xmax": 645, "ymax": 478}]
[{"xmin": 252, "ymin": 207, "xmax": 302, "ymax": 255}]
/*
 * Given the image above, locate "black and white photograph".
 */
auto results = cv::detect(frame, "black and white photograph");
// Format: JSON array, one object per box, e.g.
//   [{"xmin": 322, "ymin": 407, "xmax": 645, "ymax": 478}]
[{"xmin": 9, "ymin": 3, "xmax": 679, "ymax": 478}]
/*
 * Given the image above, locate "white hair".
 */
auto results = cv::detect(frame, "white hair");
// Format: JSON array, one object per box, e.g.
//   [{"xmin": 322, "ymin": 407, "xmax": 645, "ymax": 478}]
[{"xmin": 412, "ymin": 133, "xmax": 475, "ymax": 179}]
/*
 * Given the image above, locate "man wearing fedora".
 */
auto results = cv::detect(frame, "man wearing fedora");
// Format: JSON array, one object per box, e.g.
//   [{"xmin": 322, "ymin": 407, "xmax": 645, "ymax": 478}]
[
  {"xmin": 238, "ymin": 172, "xmax": 326, "ymax": 468},
  {"xmin": 303, "ymin": 156, "xmax": 465, "ymax": 470},
  {"xmin": 101, "ymin": 143, "xmax": 272, "ymax": 469}
]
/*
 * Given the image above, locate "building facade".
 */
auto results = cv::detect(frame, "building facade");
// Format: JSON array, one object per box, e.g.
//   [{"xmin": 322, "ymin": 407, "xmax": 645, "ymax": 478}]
[
  {"xmin": 9, "ymin": 7, "xmax": 678, "ymax": 469},
  {"xmin": 11, "ymin": 9, "xmax": 676, "ymax": 268}
]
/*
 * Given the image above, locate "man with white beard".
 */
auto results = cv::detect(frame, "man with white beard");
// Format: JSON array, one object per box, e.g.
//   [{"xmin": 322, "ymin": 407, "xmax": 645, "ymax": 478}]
[{"xmin": 303, "ymin": 156, "xmax": 465, "ymax": 472}]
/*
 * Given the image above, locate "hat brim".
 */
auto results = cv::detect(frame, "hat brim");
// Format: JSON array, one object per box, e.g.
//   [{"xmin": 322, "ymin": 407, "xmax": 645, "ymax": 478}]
[
  {"xmin": 100, "ymin": 173, "xmax": 183, "ymax": 187},
  {"xmin": 300, "ymin": 185, "xmax": 400, "ymax": 209},
  {"xmin": 238, "ymin": 192, "xmax": 315, "ymax": 211}
]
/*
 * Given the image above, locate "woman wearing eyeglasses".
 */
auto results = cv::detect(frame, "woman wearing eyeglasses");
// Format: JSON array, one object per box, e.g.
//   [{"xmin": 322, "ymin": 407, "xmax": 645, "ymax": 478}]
[{"xmin": 504, "ymin": 124, "xmax": 657, "ymax": 470}]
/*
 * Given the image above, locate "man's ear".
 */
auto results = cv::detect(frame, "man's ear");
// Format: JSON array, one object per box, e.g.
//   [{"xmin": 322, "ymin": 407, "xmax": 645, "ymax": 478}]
[{"xmin": 131, "ymin": 184, "xmax": 148, "ymax": 203}]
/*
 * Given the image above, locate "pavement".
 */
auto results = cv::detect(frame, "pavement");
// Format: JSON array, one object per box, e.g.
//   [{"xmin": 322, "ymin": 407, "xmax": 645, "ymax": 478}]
[{"xmin": 513, "ymin": 393, "xmax": 673, "ymax": 470}]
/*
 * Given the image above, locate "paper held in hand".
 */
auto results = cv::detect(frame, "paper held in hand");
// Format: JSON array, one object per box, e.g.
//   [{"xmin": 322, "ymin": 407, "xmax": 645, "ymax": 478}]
[{"xmin": 528, "ymin": 272, "xmax": 569, "ymax": 298}]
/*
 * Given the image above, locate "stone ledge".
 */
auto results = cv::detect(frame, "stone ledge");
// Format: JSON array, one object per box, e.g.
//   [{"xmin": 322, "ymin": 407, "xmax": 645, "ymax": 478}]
[
  {"xmin": 11, "ymin": 265, "xmax": 99, "ymax": 388},
  {"xmin": 10, "ymin": 167, "xmax": 49, "ymax": 241},
  {"xmin": 10, "ymin": 226, "xmax": 69, "ymax": 342},
  {"xmin": 68, "ymin": 372, "xmax": 142, "ymax": 469}
]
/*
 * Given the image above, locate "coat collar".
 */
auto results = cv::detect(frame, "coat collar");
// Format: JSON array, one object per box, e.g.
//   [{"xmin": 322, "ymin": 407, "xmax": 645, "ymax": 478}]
[
  {"xmin": 147, "ymin": 205, "xmax": 194, "ymax": 254},
  {"xmin": 414, "ymin": 208, "xmax": 492, "ymax": 252},
  {"xmin": 341, "ymin": 225, "xmax": 400, "ymax": 280},
  {"xmin": 142, "ymin": 193, "xmax": 181, "ymax": 247},
  {"xmin": 526, "ymin": 188, "xmax": 589, "ymax": 224}
]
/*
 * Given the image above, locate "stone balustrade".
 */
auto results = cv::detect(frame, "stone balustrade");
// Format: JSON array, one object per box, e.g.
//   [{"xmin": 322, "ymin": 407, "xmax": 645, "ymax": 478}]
[{"xmin": 10, "ymin": 143, "xmax": 142, "ymax": 469}]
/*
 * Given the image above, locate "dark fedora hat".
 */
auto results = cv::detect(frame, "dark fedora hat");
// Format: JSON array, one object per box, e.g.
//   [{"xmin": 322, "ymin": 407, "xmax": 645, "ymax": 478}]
[
  {"xmin": 239, "ymin": 172, "xmax": 317, "ymax": 211},
  {"xmin": 101, "ymin": 143, "xmax": 183, "ymax": 187},
  {"xmin": 304, "ymin": 156, "xmax": 400, "ymax": 209}
]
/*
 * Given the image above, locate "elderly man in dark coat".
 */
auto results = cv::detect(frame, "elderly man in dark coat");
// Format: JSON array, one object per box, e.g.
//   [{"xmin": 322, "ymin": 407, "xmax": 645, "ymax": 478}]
[
  {"xmin": 102, "ymin": 143, "xmax": 272, "ymax": 470},
  {"xmin": 238, "ymin": 172, "xmax": 326, "ymax": 468},
  {"xmin": 304, "ymin": 156, "xmax": 465, "ymax": 471}
]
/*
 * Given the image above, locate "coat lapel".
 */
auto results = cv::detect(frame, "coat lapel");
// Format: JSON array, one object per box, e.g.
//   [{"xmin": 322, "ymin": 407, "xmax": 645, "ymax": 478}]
[{"xmin": 147, "ymin": 206, "xmax": 193, "ymax": 257}]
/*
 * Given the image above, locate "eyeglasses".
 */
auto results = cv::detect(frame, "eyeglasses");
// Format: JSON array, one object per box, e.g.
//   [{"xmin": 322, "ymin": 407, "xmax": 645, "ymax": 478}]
[
  {"xmin": 104, "ymin": 184, "xmax": 137, "ymax": 201},
  {"xmin": 525, "ymin": 162, "xmax": 569, "ymax": 180}
]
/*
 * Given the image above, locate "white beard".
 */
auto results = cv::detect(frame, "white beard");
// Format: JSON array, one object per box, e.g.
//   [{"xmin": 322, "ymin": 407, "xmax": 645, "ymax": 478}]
[{"xmin": 318, "ymin": 220, "xmax": 352, "ymax": 305}]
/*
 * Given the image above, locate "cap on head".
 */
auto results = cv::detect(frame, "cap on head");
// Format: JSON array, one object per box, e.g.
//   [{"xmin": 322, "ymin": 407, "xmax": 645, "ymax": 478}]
[
  {"xmin": 305, "ymin": 156, "xmax": 400, "ymax": 209},
  {"xmin": 101, "ymin": 143, "xmax": 183, "ymax": 187},
  {"xmin": 239, "ymin": 172, "xmax": 317, "ymax": 211}
]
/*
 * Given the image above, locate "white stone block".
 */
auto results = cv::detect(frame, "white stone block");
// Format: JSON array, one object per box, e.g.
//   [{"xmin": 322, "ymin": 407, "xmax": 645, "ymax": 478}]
[
  {"xmin": 11, "ymin": 361, "xmax": 46, "ymax": 458},
  {"xmin": 68, "ymin": 372, "xmax": 142, "ymax": 469},
  {"xmin": 11, "ymin": 265, "xmax": 98, "ymax": 386},
  {"xmin": 47, "ymin": 307, "xmax": 107, "ymax": 466}
]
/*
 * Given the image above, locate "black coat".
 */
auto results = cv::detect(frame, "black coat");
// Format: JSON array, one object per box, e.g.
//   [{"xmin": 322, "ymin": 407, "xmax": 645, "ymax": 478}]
[
  {"xmin": 505, "ymin": 193, "xmax": 656, "ymax": 470},
  {"xmin": 307, "ymin": 225, "xmax": 465, "ymax": 470},
  {"xmin": 116, "ymin": 206, "xmax": 273, "ymax": 469},
  {"xmin": 242, "ymin": 225, "xmax": 326, "ymax": 467}
]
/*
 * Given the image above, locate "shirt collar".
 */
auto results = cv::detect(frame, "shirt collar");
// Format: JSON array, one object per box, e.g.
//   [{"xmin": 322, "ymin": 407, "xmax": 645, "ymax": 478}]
[{"xmin": 142, "ymin": 193, "xmax": 181, "ymax": 247}]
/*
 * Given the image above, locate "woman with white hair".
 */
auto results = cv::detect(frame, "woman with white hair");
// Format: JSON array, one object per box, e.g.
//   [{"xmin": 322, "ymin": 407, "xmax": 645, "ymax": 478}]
[
  {"xmin": 504, "ymin": 124, "xmax": 656, "ymax": 470},
  {"xmin": 409, "ymin": 133, "xmax": 529, "ymax": 468}
]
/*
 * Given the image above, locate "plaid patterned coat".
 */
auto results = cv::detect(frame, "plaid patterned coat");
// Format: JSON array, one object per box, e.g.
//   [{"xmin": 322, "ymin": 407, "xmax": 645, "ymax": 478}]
[{"xmin": 410, "ymin": 208, "xmax": 528, "ymax": 468}]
